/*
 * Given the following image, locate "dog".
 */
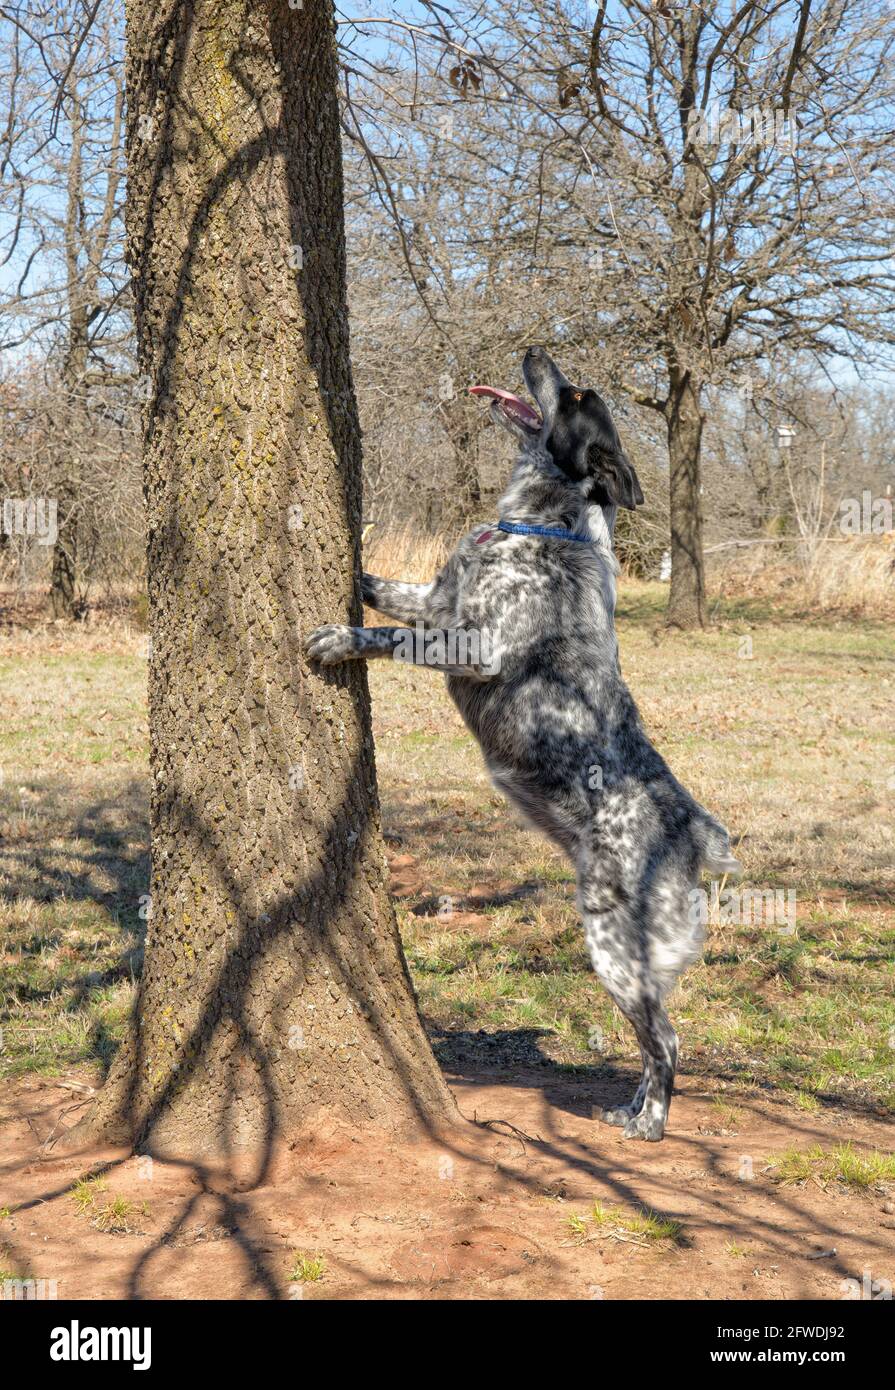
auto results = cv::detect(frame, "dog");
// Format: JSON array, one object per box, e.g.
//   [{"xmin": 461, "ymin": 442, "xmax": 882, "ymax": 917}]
[{"xmin": 305, "ymin": 346, "xmax": 739, "ymax": 1140}]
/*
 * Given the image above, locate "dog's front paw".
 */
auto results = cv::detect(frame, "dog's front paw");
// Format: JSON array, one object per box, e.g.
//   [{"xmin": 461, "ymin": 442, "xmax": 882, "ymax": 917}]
[{"xmin": 304, "ymin": 624, "xmax": 357, "ymax": 665}]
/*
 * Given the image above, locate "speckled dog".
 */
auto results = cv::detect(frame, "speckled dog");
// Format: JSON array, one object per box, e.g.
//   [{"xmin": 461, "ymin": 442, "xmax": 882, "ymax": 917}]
[{"xmin": 306, "ymin": 346, "xmax": 739, "ymax": 1140}]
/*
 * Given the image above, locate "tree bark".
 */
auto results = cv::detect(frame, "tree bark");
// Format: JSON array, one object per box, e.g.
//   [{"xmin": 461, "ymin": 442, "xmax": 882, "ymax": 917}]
[
  {"xmin": 665, "ymin": 369, "xmax": 706, "ymax": 629},
  {"xmin": 73, "ymin": 0, "xmax": 456, "ymax": 1161}
]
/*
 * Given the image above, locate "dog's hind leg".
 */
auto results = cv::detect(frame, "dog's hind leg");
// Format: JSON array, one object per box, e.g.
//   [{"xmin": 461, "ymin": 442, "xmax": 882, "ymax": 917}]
[
  {"xmin": 618, "ymin": 997, "xmax": 678, "ymax": 1141},
  {"xmin": 580, "ymin": 901, "xmax": 678, "ymax": 1142},
  {"xmin": 490, "ymin": 772, "xmax": 585, "ymax": 862},
  {"xmin": 599, "ymin": 1046, "xmax": 648, "ymax": 1128}
]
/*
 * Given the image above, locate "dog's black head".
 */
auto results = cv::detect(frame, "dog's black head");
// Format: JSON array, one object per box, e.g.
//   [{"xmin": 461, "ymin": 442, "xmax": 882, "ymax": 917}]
[
  {"xmin": 525, "ymin": 348, "xmax": 644, "ymax": 510},
  {"xmin": 523, "ymin": 347, "xmax": 643, "ymax": 509},
  {"xmin": 469, "ymin": 348, "xmax": 643, "ymax": 510}
]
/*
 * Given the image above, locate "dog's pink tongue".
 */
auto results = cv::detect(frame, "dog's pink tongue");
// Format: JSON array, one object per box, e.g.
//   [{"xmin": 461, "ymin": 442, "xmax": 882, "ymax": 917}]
[{"xmin": 469, "ymin": 385, "xmax": 541, "ymax": 428}]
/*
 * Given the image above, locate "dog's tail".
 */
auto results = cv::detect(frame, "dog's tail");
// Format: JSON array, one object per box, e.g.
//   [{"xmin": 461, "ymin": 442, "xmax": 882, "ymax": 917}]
[{"xmin": 697, "ymin": 815, "xmax": 742, "ymax": 878}]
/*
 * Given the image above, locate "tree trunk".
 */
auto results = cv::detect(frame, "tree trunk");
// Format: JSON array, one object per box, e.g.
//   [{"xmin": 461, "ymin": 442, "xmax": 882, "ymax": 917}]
[
  {"xmin": 50, "ymin": 70, "xmax": 123, "ymax": 620},
  {"xmin": 73, "ymin": 0, "xmax": 456, "ymax": 1161},
  {"xmin": 52, "ymin": 94, "xmax": 87, "ymax": 622},
  {"xmin": 50, "ymin": 481, "xmax": 79, "ymax": 619},
  {"xmin": 665, "ymin": 370, "xmax": 706, "ymax": 628}
]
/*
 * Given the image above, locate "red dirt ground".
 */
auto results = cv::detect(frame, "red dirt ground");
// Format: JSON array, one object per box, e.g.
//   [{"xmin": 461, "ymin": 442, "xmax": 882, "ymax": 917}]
[{"xmin": 2, "ymin": 1069, "xmax": 893, "ymax": 1300}]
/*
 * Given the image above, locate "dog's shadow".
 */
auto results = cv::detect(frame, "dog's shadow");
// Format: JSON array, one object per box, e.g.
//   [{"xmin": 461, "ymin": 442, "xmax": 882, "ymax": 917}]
[
  {"xmin": 411, "ymin": 879, "xmax": 544, "ymax": 919},
  {"xmin": 429, "ymin": 1024, "xmax": 634, "ymax": 1120}
]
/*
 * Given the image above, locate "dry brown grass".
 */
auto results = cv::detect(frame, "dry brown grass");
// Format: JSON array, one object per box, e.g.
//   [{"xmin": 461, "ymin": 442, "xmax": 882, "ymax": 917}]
[
  {"xmin": 713, "ymin": 535, "xmax": 895, "ymax": 620},
  {"xmin": 363, "ymin": 525, "xmax": 453, "ymax": 585},
  {"xmin": 365, "ymin": 526, "xmax": 895, "ymax": 622},
  {"xmin": 805, "ymin": 537, "xmax": 895, "ymax": 616}
]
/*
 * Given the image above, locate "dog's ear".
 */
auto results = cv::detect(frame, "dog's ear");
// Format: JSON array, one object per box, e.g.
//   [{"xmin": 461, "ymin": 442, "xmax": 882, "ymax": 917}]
[{"xmin": 587, "ymin": 445, "xmax": 644, "ymax": 510}]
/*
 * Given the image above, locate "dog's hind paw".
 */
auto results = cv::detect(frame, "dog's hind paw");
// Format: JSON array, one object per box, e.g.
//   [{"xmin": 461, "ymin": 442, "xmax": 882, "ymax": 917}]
[
  {"xmin": 304, "ymin": 624, "xmax": 357, "ymax": 665},
  {"xmin": 621, "ymin": 1111, "xmax": 666, "ymax": 1142}
]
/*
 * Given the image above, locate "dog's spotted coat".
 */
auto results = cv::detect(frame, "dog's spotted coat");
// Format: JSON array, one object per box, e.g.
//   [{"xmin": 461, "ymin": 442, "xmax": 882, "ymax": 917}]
[{"xmin": 306, "ymin": 347, "xmax": 739, "ymax": 1141}]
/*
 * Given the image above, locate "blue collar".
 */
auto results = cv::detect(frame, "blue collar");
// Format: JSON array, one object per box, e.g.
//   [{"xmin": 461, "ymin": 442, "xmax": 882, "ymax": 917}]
[{"xmin": 497, "ymin": 519, "xmax": 594, "ymax": 544}]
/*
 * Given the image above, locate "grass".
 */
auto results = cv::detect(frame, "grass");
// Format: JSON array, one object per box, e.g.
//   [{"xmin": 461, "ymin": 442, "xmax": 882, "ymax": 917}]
[
  {"xmin": 566, "ymin": 1212, "xmax": 588, "ymax": 1238},
  {"xmin": 567, "ymin": 1202, "xmax": 683, "ymax": 1246},
  {"xmin": 92, "ymin": 1196, "xmax": 147, "ymax": 1234},
  {"xmin": 0, "ymin": 565, "xmax": 893, "ymax": 1124},
  {"xmin": 70, "ymin": 1176, "xmax": 107, "ymax": 1215},
  {"xmin": 0, "ymin": 625, "xmax": 148, "ymax": 1080},
  {"xmin": 288, "ymin": 1251, "xmax": 326, "ymax": 1283},
  {"xmin": 710, "ymin": 1097, "xmax": 742, "ymax": 1129},
  {"xmin": 714, "ymin": 535, "xmax": 895, "ymax": 622},
  {"xmin": 69, "ymin": 1175, "xmax": 147, "ymax": 1233},
  {"xmin": 767, "ymin": 1144, "xmax": 895, "ymax": 1190}
]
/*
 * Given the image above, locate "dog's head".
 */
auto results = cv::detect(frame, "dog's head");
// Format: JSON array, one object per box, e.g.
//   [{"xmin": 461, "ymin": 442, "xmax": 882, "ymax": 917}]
[{"xmin": 469, "ymin": 348, "xmax": 643, "ymax": 510}]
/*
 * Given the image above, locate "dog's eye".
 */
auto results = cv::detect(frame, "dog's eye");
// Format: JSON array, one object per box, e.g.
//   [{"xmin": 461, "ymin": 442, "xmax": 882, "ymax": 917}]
[{"xmin": 571, "ymin": 391, "xmax": 583, "ymax": 402}]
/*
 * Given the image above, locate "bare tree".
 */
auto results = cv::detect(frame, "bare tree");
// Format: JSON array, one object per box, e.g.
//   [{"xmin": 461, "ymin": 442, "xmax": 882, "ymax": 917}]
[
  {"xmin": 0, "ymin": 1, "xmax": 131, "ymax": 615},
  {"xmin": 338, "ymin": 0, "xmax": 895, "ymax": 623}
]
